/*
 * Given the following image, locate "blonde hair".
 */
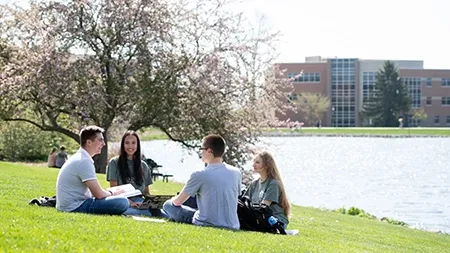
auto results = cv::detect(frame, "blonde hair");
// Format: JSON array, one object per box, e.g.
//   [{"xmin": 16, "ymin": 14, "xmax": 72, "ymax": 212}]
[{"xmin": 256, "ymin": 151, "xmax": 291, "ymax": 217}]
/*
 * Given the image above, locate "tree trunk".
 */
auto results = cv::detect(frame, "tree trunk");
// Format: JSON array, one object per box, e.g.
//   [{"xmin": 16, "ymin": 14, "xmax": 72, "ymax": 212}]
[{"xmin": 93, "ymin": 132, "xmax": 108, "ymax": 173}]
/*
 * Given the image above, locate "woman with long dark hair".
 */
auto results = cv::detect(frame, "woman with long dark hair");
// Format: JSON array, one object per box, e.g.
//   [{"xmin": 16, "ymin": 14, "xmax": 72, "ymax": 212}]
[
  {"xmin": 47, "ymin": 147, "xmax": 57, "ymax": 168},
  {"xmin": 107, "ymin": 130, "xmax": 153, "ymax": 216},
  {"xmin": 243, "ymin": 151, "xmax": 291, "ymax": 228}
]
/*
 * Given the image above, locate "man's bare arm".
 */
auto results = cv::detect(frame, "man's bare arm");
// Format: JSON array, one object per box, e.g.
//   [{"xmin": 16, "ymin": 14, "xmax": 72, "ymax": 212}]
[
  {"xmin": 172, "ymin": 191, "xmax": 191, "ymax": 206},
  {"xmin": 85, "ymin": 179, "xmax": 122, "ymax": 199}
]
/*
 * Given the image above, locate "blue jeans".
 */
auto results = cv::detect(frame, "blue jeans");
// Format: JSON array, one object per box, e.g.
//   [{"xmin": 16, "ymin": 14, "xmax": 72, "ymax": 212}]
[
  {"xmin": 72, "ymin": 196, "xmax": 129, "ymax": 215},
  {"xmin": 123, "ymin": 197, "xmax": 170, "ymax": 218},
  {"xmin": 162, "ymin": 199, "xmax": 197, "ymax": 224},
  {"xmin": 123, "ymin": 207, "xmax": 153, "ymax": 217},
  {"xmin": 122, "ymin": 197, "xmax": 152, "ymax": 217}
]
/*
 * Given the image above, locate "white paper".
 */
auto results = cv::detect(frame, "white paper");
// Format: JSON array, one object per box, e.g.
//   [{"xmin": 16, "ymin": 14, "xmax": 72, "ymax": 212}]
[
  {"xmin": 285, "ymin": 229, "xmax": 299, "ymax": 236},
  {"xmin": 131, "ymin": 216, "xmax": 167, "ymax": 223}
]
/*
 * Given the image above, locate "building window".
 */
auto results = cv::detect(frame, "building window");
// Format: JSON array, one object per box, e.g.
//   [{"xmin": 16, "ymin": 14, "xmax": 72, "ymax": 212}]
[
  {"xmin": 288, "ymin": 72, "xmax": 320, "ymax": 83},
  {"xmin": 315, "ymin": 72, "xmax": 320, "ymax": 82},
  {"xmin": 426, "ymin": 97, "xmax": 432, "ymax": 105},
  {"xmin": 330, "ymin": 58, "xmax": 357, "ymax": 127},
  {"xmin": 434, "ymin": 116, "xmax": 440, "ymax": 124},
  {"xmin": 426, "ymin": 78, "xmax": 432, "ymax": 87},
  {"xmin": 447, "ymin": 116, "xmax": 450, "ymax": 124},
  {"xmin": 403, "ymin": 77, "xmax": 422, "ymax": 108},
  {"xmin": 363, "ymin": 72, "xmax": 377, "ymax": 102},
  {"xmin": 442, "ymin": 97, "xmax": 450, "ymax": 105},
  {"xmin": 289, "ymin": 94, "xmax": 298, "ymax": 101},
  {"xmin": 442, "ymin": 78, "xmax": 450, "ymax": 87}
]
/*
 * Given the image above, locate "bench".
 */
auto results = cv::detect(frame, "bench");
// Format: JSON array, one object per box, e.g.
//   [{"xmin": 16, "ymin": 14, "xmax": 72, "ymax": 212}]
[
  {"xmin": 152, "ymin": 171, "xmax": 164, "ymax": 181},
  {"xmin": 152, "ymin": 171, "xmax": 173, "ymax": 182},
  {"xmin": 146, "ymin": 158, "xmax": 173, "ymax": 183},
  {"xmin": 162, "ymin": 174, "xmax": 173, "ymax": 183}
]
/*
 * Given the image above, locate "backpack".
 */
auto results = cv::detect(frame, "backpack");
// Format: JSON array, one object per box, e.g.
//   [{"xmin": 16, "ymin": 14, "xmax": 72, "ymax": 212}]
[
  {"xmin": 237, "ymin": 196, "xmax": 286, "ymax": 234},
  {"xmin": 29, "ymin": 196, "xmax": 57, "ymax": 208}
]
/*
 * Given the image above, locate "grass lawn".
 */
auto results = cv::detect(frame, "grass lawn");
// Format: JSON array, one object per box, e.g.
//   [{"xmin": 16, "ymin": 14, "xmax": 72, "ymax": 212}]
[{"xmin": 1, "ymin": 162, "xmax": 449, "ymax": 252}]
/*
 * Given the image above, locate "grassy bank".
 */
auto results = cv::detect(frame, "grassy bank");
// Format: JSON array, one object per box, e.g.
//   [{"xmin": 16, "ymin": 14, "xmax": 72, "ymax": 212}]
[
  {"xmin": 137, "ymin": 127, "xmax": 450, "ymax": 141},
  {"xmin": 269, "ymin": 127, "xmax": 450, "ymax": 136},
  {"xmin": 137, "ymin": 128, "xmax": 168, "ymax": 141},
  {"xmin": 1, "ymin": 162, "xmax": 449, "ymax": 252}
]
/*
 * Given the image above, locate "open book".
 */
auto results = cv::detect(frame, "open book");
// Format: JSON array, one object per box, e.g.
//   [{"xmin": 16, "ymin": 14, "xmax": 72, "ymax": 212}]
[{"xmin": 106, "ymin": 184, "xmax": 143, "ymax": 198}]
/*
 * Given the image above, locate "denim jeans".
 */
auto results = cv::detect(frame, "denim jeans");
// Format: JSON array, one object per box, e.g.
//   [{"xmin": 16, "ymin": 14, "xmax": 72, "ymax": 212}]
[
  {"xmin": 123, "ymin": 196, "xmax": 170, "ymax": 218},
  {"xmin": 123, "ymin": 207, "xmax": 153, "ymax": 217},
  {"xmin": 122, "ymin": 197, "xmax": 152, "ymax": 217},
  {"xmin": 72, "ymin": 196, "xmax": 129, "ymax": 215},
  {"xmin": 162, "ymin": 199, "xmax": 197, "ymax": 224}
]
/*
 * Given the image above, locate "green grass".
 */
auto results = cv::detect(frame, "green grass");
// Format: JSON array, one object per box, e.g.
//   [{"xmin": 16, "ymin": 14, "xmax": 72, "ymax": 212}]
[
  {"xmin": 1, "ymin": 162, "xmax": 449, "ymax": 252},
  {"xmin": 268, "ymin": 127, "xmax": 450, "ymax": 136},
  {"xmin": 137, "ymin": 127, "xmax": 169, "ymax": 141}
]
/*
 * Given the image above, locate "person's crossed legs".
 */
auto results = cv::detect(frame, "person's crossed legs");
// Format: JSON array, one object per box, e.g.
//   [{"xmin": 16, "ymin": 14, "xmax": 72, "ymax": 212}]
[{"xmin": 163, "ymin": 199, "xmax": 196, "ymax": 224}]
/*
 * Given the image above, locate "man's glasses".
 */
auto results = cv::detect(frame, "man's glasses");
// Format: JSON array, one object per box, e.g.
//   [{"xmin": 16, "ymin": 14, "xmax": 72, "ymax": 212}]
[{"xmin": 199, "ymin": 147, "xmax": 208, "ymax": 151}]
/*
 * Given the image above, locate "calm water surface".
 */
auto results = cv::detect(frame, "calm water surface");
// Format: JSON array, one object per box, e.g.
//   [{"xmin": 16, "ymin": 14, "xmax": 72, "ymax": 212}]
[{"xmin": 113, "ymin": 137, "xmax": 450, "ymax": 233}]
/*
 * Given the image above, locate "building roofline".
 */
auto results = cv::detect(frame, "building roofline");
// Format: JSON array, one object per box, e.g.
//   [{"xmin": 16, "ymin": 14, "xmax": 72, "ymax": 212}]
[
  {"xmin": 399, "ymin": 68, "xmax": 450, "ymax": 71},
  {"xmin": 275, "ymin": 62, "xmax": 327, "ymax": 65}
]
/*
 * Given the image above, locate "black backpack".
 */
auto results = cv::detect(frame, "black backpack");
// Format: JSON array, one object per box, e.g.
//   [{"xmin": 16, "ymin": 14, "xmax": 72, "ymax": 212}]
[
  {"xmin": 29, "ymin": 196, "xmax": 57, "ymax": 207},
  {"xmin": 237, "ymin": 196, "xmax": 286, "ymax": 234}
]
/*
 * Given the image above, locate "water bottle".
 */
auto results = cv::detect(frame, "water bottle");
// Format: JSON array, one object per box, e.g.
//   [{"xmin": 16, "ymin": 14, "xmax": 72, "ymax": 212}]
[{"xmin": 268, "ymin": 216, "xmax": 279, "ymax": 226}]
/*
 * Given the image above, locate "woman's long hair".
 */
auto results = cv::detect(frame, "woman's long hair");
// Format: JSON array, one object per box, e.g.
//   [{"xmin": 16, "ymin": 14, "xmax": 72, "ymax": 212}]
[
  {"xmin": 257, "ymin": 151, "xmax": 291, "ymax": 217},
  {"xmin": 49, "ymin": 147, "xmax": 57, "ymax": 155},
  {"xmin": 118, "ymin": 130, "xmax": 143, "ymax": 185}
]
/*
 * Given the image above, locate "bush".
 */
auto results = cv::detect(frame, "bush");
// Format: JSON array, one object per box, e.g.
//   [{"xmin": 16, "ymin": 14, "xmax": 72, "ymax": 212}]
[
  {"xmin": 0, "ymin": 121, "xmax": 78, "ymax": 162},
  {"xmin": 381, "ymin": 217, "xmax": 408, "ymax": 226},
  {"xmin": 347, "ymin": 207, "xmax": 362, "ymax": 216},
  {"xmin": 333, "ymin": 206, "xmax": 407, "ymax": 227}
]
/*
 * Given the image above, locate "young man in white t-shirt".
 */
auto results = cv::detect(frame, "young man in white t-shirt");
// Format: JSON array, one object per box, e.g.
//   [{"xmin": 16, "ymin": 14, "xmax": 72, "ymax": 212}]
[
  {"xmin": 163, "ymin": 134, "xmax": 242, "ymax": 230},
  {"xmin": 56, "ymin": 125, "xmax": 129, "ymax": 214}
]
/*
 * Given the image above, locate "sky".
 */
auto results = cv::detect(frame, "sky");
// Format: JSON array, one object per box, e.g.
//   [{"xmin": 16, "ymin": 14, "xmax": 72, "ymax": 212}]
[
  {"xmin": 242, "ymin": 0, "xmax": 450, "ymax": 69},
  {"xmin": 1, "ymin": 0, "xmax": 449, "ymax": 69}
]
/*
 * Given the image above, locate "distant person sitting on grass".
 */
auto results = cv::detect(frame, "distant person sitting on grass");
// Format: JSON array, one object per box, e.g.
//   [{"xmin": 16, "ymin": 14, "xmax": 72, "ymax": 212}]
[
  {"xmin": 47, "ymin": 148, "xmax": 57, "ymax": 168},
  {"xmin": 163, "ymin": 134, "xmax": 242, "ymax": 230},
  {"xmin": 107, "ymin": 130, "xmax": 155, "ymax": 217},
  {"xmin": 55, "ymin": 146, "xmax": 68, "ymax": 168},
  {"xmin": 56, "ymin": 125, "xmax": 129, "ymax": 215}
]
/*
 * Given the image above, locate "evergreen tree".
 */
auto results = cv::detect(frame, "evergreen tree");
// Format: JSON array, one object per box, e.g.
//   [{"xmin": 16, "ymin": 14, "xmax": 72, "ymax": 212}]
[{"xmin": 363, "ymin": 61, "xmax": 411, "ymax": 127}]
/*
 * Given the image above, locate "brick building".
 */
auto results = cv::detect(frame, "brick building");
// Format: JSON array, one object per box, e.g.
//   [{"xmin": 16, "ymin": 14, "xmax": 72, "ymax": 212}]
[{"xmin": 277, "ymin": 56, "xmax": 450, "ymax": 127}]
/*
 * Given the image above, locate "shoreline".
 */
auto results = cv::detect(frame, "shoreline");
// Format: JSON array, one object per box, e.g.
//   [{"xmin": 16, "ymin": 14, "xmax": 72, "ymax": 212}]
[
  {"xmin": 260, "ymin": 132, "xmax": 450, "ymax": 138},
  {"xmin": 138, "ymin": 127, "xmax": 450, "ymax": 141}
]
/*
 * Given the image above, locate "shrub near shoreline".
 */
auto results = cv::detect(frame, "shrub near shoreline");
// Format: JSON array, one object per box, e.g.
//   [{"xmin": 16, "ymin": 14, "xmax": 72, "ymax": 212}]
[{"xmin": 334, "ymin": 207, "xmax": 409, "ymax": 227}]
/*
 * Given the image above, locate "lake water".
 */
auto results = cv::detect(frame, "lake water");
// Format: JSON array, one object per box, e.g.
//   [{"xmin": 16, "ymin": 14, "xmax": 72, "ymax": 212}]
[{"xmin": 114, "ymin": 137, "xmax": 450, "ymax": 233}]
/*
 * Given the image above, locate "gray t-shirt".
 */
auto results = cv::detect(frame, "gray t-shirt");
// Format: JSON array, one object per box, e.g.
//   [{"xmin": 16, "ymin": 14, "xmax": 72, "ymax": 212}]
[
  {"xmin": 244, "ymin": 179, "xmax": 289, "ymax": 225},
  {"xmin": 55, "ymin": 151, "xmax": 68, "ymax": 167},
  {"xmin": 106, "ymin": 157, "xmax": 152, "ymax": 194},
  {"xmin": 56, "ymin": 148, "xmax": 97, "ymax": 212},
  {"xmin": 182, "ymin": 163, "xmax": 242, "ymax": 230}
]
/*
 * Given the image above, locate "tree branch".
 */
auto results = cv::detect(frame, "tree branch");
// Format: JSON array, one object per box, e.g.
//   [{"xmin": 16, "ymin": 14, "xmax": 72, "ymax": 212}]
[
  {"xmin": 3, "ymin": 117, "xmax": 79, "ymax": 143},
  {"xmin": 152, "ymin": 123, "xmax": 197, "ymax": 149}
]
